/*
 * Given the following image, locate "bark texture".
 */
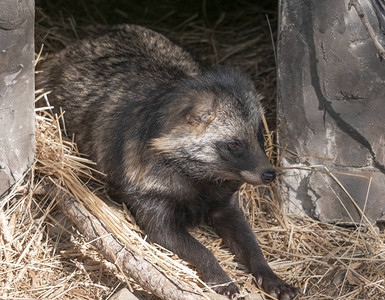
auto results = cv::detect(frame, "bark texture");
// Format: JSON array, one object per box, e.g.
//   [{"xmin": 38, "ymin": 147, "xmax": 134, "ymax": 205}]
[
  {"xmin": 53, "ymin": 186, "xmax": 222, "ymax": 300},
  {"xmin": 277, "ymin": 0, "xmax": 385, "ymax": 224},
  {"xmin": 0, "ymin": 0, "xmax": 35, "ymax": 196}
]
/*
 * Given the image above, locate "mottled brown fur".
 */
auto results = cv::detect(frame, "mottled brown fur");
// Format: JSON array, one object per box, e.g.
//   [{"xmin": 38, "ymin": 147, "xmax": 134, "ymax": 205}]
[{"xmin": 36, "ymin": 24, "xmax": 298, "ymax": 299}]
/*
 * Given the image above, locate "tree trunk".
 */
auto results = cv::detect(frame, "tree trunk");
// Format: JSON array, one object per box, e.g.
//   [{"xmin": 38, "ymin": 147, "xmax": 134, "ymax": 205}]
[
  {"xmin": 277, "ymin": 0, "xmax": 385, "ymax": 225},
  {"xmin": 52, "ymin": 184, "xmax": 222, "ymax": 300},
  {"xmin": 0, "ymin": 0, "xmax": 35, "ymax": 196}
]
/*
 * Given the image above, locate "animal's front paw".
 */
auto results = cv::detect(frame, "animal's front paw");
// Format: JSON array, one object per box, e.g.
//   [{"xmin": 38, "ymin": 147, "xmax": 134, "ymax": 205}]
[
  {"xmin": 254, "ymin": 270, "xmax": 299, "ymax": 300},
  {"xmin": 209, "ymin": 281, "xmax": 240, "ymax": 299}
]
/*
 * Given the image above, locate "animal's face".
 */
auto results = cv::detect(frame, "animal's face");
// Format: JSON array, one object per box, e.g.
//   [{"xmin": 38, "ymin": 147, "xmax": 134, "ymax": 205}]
[
  {"xmin": 151, "ymin": 68, "xmax": 276, "ymax": 185},
  {"xmin": 209, "ymin": 122, "xmax": 276, "ymax": 185}
]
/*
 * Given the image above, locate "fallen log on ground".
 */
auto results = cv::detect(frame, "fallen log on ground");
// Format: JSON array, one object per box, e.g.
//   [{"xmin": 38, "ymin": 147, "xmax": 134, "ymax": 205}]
[{"xmin": 49, "ymin": 184, "xmax": 224, "ymax": 300}]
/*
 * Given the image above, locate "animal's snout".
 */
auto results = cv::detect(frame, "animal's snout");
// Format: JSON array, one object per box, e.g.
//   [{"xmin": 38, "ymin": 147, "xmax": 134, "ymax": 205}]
[
  {"xmin": 261, "ymin": 169, "xmax": 276, "ymax": 184},
  {"xmin": 239, "ymin": 168, "xmax": 276, "ymax": 186}
]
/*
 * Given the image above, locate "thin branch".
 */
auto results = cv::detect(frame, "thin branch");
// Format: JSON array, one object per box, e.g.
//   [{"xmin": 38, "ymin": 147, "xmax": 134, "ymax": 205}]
[
  {"xmin": 49, "ymin": 185, "xmax": 218, "ymax": 300},
  {"xmin": 348, "ymin": 0, "xmax": 385, "ymax": 60}
]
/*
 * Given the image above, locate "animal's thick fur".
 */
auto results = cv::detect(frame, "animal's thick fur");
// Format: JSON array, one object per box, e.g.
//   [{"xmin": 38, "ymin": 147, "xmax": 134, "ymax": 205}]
[{"xmin": 37, "ymin": 24, "xmax": 298, "ymax": 299}]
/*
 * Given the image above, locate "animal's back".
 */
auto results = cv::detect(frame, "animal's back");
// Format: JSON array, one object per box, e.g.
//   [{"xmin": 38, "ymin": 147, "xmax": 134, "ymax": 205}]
[
  {"xmin": 36, "ymin": 25, "xmax": 299, "ymax": 299},
  {"xmin": 36, "ymin": 24, "xmax": 201, "ymax": 168}
]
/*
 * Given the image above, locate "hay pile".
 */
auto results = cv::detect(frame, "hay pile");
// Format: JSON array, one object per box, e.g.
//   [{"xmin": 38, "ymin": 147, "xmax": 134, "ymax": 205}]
[{"xmin": 1, "ymin": 1, "xmax": 384, "ymax": 299}]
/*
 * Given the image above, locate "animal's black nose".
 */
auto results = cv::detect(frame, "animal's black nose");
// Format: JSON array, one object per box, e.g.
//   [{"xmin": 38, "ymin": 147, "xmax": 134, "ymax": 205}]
[{"xmin": 261, "ymin": 169, "xmax": 276, "ymax": 184}]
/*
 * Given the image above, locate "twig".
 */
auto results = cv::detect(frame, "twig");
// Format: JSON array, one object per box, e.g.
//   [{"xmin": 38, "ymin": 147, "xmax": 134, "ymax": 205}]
[
  {"xmin": 348, "ymin": 0, "xmax": 385, "ymax": 60},
  {"xmin": 49, "ymin": 184, "xmax": 214, "ymax": 300}
]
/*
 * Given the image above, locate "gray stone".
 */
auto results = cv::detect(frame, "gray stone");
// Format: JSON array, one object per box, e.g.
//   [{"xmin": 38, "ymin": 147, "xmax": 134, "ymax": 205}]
[
  {"xmin": 244, "ymin": 293, "xmax": 265, "ymax": 300},
  {"xmin": 0, "ymin": 0, "xmax": 35, "ymax": 196},
  {"xmin": 277, "ymin": 0, "xmax": 385, "ymax": 224},
  {"xmin": 202, "ymin": 292, "xmax": 229, "ymax": 300},
  {"xmin": 109, "ymin": 288, "xmax": 139, "ymax": 300}
]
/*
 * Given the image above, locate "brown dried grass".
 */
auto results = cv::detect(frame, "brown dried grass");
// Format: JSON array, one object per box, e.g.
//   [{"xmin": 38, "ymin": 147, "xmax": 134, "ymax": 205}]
[{"xmin": 1, "ymin": 1, "xmax": 384, "ymax": 299}]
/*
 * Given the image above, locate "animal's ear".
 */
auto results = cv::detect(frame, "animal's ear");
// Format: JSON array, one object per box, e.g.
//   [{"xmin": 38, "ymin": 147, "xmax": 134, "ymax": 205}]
[
  {"xmin": 186, "ymin": 106, "xmax": 216, "ymax": 125},
  {"xmin": 185, "ymin": 93, "xmax": 217, "ymax": 128}
]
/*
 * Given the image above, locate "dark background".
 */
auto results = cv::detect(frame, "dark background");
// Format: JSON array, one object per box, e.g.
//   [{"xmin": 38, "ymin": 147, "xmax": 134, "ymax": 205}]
[{"xmin": 35, "ymin": 0, "xmax": 279, "ymax": 128}]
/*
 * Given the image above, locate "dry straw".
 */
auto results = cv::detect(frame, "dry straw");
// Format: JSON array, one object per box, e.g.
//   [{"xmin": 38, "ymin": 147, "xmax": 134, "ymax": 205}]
[
  {"xmin": 1, "ymin": 3, "xmax": 384, "ymax": 299},
  {"xmin": 2, "ymin": 93, "xmax": 384, "ymax": 299}
]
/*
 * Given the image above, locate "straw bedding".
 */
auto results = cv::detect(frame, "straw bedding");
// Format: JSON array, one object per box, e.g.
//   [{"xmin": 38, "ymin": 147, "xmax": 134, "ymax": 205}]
[{"xmin": 1, "ymin": 1, "xmax": 384, "ymax": 299}]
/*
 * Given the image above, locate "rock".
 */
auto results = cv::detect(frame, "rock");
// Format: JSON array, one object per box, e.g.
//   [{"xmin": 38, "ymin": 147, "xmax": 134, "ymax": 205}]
[
  {"xmin": 277, "ymin": 0, "xmax": 385, "ymax": 224},
  {"xmin": 202, "ymin": 292, "xmax": 229, "ymax": 300},
  {"xmin": 109, "ymin": 288, "xmax": 139, "ymax": 300},
  {"xmin": 0, "ymin": 0, "xmax": 35, "ymax": 197},
  {"xmin": 244, "ymin": 293, "xmax": 265, "ymax": 300}
]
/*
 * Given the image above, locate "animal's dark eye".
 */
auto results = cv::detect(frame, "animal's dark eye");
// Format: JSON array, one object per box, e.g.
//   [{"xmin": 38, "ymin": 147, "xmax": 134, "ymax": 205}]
[{"xmin": 227, "ymin": 141, "xmax": 240, "ymax": 150}]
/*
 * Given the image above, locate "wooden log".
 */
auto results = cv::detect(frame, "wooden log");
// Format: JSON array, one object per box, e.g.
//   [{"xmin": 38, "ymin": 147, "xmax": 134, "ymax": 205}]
[{"xmin": 52, "ymin": 185, "xmax": 224, "ymax": 300}]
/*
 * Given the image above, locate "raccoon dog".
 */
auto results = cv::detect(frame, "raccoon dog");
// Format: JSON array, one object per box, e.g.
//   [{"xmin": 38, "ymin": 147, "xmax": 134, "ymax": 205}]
[{"xmin": 37, "ymin": 25, "xmax": 298, "ymax": 299}]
